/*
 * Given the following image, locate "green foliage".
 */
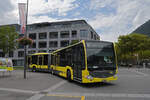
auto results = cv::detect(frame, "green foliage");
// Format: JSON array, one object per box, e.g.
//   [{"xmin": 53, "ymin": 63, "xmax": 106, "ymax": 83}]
[
  {"xmin": 116, "ymin": 33, "xmax": 150, "ymax": 65},
  {"xmin": 140, "ymin": 50, "xmax": 150, "ymax": 59},
  {"xmin": 17, "ymin": 37, "xmax": 33, "ymax": 45},
  {"xmin": 0, "ymin": 26, "xmax": 18, "ymax": 57}
]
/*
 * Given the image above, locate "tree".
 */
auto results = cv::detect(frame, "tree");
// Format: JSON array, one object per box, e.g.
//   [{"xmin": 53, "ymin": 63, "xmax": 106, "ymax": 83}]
[
  {"xmin": 0, "ymin": 26, "xmax": 18, "ymax": 57},
  {"xmin": 116, "ymin": 33, "xmax": 150, "ymax": 65}
]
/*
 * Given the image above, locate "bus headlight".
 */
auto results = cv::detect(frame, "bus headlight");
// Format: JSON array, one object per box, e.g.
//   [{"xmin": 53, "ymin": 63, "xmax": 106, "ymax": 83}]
[
  {"xmin": 114, "ymin": 74, "xmax": 118, "ymax": 78},
  {"xmin": 86, "ymin": 75, "xmax": 93, "ymax": 80}
]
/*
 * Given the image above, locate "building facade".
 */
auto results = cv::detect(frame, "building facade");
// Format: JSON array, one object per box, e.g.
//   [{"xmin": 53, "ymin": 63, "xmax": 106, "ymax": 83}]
[{"xmin": 0, "ymin": 20, "xmax": 100, "ymax": 66}]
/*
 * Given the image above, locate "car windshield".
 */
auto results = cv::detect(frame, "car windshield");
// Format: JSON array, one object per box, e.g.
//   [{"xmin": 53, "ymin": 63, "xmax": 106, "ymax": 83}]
[{"xmin": 86, "ymin": 41, "xmax": 116, "ymax": 70}]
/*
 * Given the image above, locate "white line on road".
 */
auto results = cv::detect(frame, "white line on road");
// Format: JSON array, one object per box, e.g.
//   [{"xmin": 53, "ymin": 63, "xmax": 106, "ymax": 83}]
[
  {"xmin": 43, "ymin": 80, "xmax": 66, "ymax": 92},
  {"xmin": 26, "ymin": 80, "xmax": 67, "ymax": 100},
  {"xmin": 129, "ymin": 69, "xmax": 149, "ymax": 76},
  {"xmin": 47, "ymin": 92, "xmax": 150, "ymax": 98},
  {"xmin": 0, "ymin": 88, "xmax": 39, "ymax": 94},
  {"xmin": 26, "ymin": 94, "xmax": 45, "ymax": 100}
]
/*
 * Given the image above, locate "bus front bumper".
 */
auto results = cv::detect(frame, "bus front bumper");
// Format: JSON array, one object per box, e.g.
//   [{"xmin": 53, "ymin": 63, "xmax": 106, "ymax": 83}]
[{"xmin": 82, "ymin": 75, "xmax": 118, "ymax": 83}]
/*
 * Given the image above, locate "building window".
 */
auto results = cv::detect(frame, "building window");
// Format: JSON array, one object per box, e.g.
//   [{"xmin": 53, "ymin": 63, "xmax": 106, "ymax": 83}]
[
  {"xmin": 49, "ymin": 32, "xmax": 58, "ymax": 39},
  {"xmin": 39, "ymin": 42, "xmax": 47, "ymax": 48},
  {"xmin": 0, "ymin": 52, "xmax": 5, "ymax": 57},
  {"xmin": 38, "ymin": 50, "xmax": 47, "ymax": 53},
  {"xmin": 61, "ymin": 40, "xmax": 69, "ymax": 47},
  {"xmin": 14, "ymin": 59, "xmax": 24, "ymax": 66},
  {"xmin": 18, "ymin": 44, "xmax": 24, "ymax": 49},
  {"xmin": 49, "ymin": 41, "xmax": 58, "ymax": 47},
  {"xmin": 39, "ymin": 32, "xmax": 47, "ymax": 39},
  {"xmin": 94, "ymin": 34, "xmax": 96, "ymax": 40},
  {"xmin": 97, "ymin": 36, "xmax": 99, "ymax": 40},
  {"xmin": 28, "ymin": 50, "xmax": 36, "ymax": 54},
  {"xmin": 72, "ymin": 30, "xmax": 77, "ymax": 38},
  {"xmin": 91, "ymin": 31, "xmax": 93, "ymax": 39},
  {"xmin": 60, "ymin": 31, "xmax": 69, "ymax": 38},
  {"xmin": 19, "ymin": 34, "xmax": 24, "ymax": 38},
  {"xmin": 29, "ymin": 33, "xmax": 36, "ymax": 40},
  {"xmin": 9, "ymin": 51, "xmax": 13, "ymax": 57},
  {"xmin": 29, "ymin": 42, "xmax": 36, "ymax": 48},
  {"xmin": 49, "ymin": 50, "xmax": 55, "ymax": 53},
  {"xmin": 18, "ymin": 51, "xmax": 24, "ymax": 57},
  {"xmin": 80, "ymin": 30, "xmax": 88, "ymax": 37}
]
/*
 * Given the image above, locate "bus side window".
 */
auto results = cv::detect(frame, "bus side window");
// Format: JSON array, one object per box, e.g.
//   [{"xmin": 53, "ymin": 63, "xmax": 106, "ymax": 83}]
[
  {"xmin": 80, "ymin": 44, "xmax": 85, "ymax": 68},
  {"xmin": 28, "ymin": 57, "xmax": 31, "ymax": 65},
  {"xmin": 55, "ymin": 53, "xmax": 60, "ymax": 66},
  {"xmin": 76, "ymin": 44, "xmax": 85, "ymax": 69},
  {"xmin": 52, "ymin": 54, "xmax": 56, "ymax": 66},
  {"xmin": 72, "ymin": 46, "xmax": 76, "ymax": 64},
  {"xmin": 43, "ymin": 55, "xmax": 48, "ymax": 65},
  {"xmin": 39, "ymin": 56, "xmax": 43, "ymax": 65},
  {"xmin": 59, "ymin": 50, "xmax": 67, "ymax": 66},
  {"xmin": 67, "ymin": 50, "xmax": 72, "ymax": 66},
  {"xmin": 32, "ymin": 55, "xmax": 38, "ymax": 64},
  {"xmin": 51, "ymin": 55, "xmax": 54, "ymax": 65}
]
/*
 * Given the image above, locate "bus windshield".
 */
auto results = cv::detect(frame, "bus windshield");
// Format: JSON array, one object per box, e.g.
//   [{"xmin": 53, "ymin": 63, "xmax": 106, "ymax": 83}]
[{"xmin": 86, "ymin": 41, "xmax": 116, "ymax": 71}]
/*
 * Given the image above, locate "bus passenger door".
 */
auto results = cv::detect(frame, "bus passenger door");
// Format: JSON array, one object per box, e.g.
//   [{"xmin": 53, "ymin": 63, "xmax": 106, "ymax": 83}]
[{"xmin": 72, "ymin": 45, "xmax": 83, "ymax": 81}]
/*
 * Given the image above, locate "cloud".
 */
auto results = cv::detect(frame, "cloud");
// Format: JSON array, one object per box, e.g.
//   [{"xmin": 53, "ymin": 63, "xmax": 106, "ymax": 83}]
[
  {"xmin": 0, "ymin": 0, "xmax": 17, "ymax": 25},
  {"xmin": 89, "ymin": 0, "xmax": 150, "ymax": 42},
  {"xmin": 25, "ymin": 0, "xmax": 78, "ymax": 16},
  {"xmin": 90, "ymin": 0, "xmax": 115, "ymax": 10},
  {"xmin": 6, "ymin": 0, "xmax": 78, "ymax": 24},
  {"xmin": 1, "ymin": 0, "xmax": 150, "ymax": 43}
]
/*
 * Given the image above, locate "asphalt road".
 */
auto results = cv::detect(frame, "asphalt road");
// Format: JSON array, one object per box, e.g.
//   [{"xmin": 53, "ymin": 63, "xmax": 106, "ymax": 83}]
[{"xmin": 0, "ymin": 67, "xmax": 150, "ymax": 100}]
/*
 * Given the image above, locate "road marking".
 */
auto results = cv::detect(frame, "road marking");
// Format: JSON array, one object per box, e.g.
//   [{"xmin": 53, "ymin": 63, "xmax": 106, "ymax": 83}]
[
  {"xmin": 129, "ymin": 69, "xmax": 149, "ymax": 76},
  {"xmin": 119, "ymin": 75, "xmax": 143, "ymax": 77},
  {"xmin": 26, "ymin": 80, "xmax": 66, "ymax": 100},
  {"xmin": 0, "ymin": 88, "xmax": 39, "ymax": 94},
  {"xmin": 46, "ymin": 94, "xmax": 81, "ymax": 98},
  {"xmin": 81, "ymin": 96, "xmax": 85, "ymax": 100},
  {"xmin": 47, "ymin": 92, "xmax": 150, "ymax": 98},
  {"xmin": 43, "ymin": 80, "xmax": 66, "ymax": 92},
  {"xmin": 26, "ymin": 94, "xmax": 44, "ymax": 100},
  {"xmin": 46, "ymin": 94, "xmax": 85, "ymax": 100}
]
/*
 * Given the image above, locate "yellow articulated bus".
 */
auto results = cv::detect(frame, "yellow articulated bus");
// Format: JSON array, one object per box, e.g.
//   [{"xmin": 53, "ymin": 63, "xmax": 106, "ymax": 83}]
[
  {"xmin": 27, "ymin": 53, "xmax": 51, "ymax": 72},
  {"xmin": 51, "ymin": 40, "xmax": 118, "ymax": 83},
  {"xmin": 28, "ymin": 40, "xmax": 118, "ymax": 83}
]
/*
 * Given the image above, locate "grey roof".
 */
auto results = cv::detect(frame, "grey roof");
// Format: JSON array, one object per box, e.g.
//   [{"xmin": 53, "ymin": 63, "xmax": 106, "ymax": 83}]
[{"xmin": 27, "ymin": 20, "xmax": 88, "ymax": 27}]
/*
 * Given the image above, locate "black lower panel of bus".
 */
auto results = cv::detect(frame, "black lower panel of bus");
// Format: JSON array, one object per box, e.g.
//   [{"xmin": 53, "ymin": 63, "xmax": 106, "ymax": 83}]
[{"xmin": 89, "ymin": 70, "xmax": 116, "ymax": 78}]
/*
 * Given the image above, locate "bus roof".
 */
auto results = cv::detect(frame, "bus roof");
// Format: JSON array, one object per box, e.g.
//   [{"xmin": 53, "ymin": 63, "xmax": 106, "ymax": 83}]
[
  {"xmin": 52, "ymin": 40, "xmax": 113, "ymax": 54},
  {"xmin": 52, "ymin": 40, "xmax": 84, "ymax": 53},
  {"xmin": 30, "ymin": 53, "xmax": 51, "ymax": 55}
]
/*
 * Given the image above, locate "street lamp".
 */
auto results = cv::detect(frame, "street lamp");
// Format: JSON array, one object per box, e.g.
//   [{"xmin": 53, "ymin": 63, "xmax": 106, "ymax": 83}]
[{"xmin": 24, "ymin": 0, "xmax": 29, "ymax": 79}]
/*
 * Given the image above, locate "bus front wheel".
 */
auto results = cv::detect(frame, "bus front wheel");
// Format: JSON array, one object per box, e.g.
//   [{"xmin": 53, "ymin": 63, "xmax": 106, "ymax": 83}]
[{"xmin": 67, "ymin": 70, "xmax": 71, "ymax": 82}]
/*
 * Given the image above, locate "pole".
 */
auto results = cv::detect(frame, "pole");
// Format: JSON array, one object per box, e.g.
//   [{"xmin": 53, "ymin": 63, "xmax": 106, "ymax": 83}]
[{"xmin": 24, "ymin": 0, "xmax": 29, "ymax": 79}]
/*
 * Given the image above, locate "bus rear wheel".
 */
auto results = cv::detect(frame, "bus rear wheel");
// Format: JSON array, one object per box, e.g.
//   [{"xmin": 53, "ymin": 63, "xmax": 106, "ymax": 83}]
[
  {"xmin": 51, "ymin": 68, "xmax": 54, "ymax": 75},
  {"xmin": 32, "ymin": 66, "xmax": 36, "ymax": 72},
  {"xmin": 67, "ymin": 70, "xmax": 71, "ymax": 82}
]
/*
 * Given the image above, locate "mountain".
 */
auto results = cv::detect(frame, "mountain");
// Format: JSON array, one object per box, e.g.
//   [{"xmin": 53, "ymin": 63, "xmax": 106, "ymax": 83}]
[{"xmin": 132, "ymin": 20, "xmax": 150, "ymax": 37}]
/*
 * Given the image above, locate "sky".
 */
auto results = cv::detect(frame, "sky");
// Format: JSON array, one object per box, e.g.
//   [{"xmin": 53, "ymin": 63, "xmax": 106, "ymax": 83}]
[{"xmin": 0, "ymin": 0, "xmax": 150, "ymax": 42}]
